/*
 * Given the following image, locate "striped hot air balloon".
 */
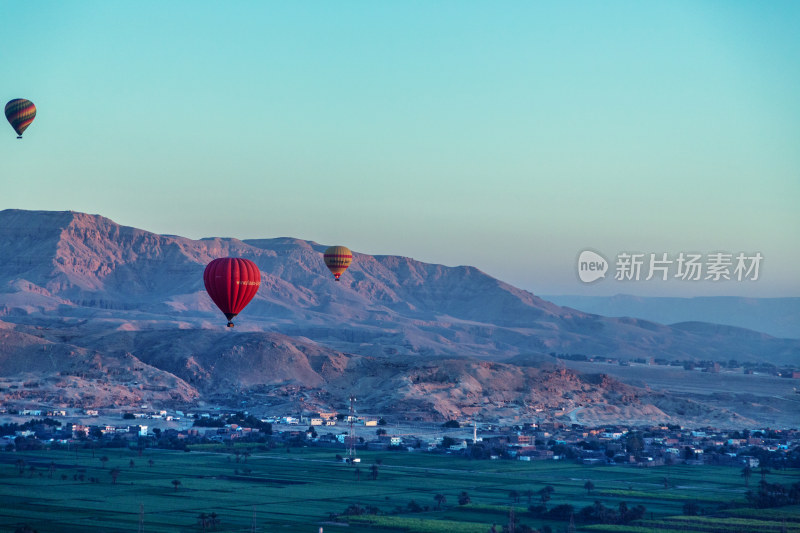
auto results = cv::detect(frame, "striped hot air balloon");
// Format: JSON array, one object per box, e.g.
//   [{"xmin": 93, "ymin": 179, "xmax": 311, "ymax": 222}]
[
  {"xmin": 323, "ymin": 246, "xmax": 353, "ymax": 281},
  {"xmin": 5, "ymin": 99, "xmax": 36, "ymax": 138},
  {"xmin": 203, "ymin": 258, "xmax": 261, "ymax": 327}
]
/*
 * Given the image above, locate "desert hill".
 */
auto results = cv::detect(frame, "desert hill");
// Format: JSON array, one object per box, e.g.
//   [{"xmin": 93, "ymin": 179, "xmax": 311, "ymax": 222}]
[
  {"xmin": 0, "ymin": 209, "xmax": 797, "ymax": 426},
  {"xmin": 1, "ymin": 209, "xmax": 797, "ymax": 363}
]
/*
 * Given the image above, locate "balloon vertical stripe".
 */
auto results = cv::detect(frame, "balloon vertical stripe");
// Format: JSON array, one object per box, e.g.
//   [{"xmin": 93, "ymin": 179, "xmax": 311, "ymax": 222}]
[
  {"xmin": 5, "ymin": 99, "xmax": 36, "ymax": 137},
  {"xmin": 203, "ymin": 257, "xmax": 260, "ymax": 327}
]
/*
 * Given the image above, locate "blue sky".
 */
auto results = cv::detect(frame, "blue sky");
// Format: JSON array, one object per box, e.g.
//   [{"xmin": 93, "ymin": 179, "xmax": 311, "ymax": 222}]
[{"xmin": 1, "ymin": 1, "xmax": 798, "ymax": 296}]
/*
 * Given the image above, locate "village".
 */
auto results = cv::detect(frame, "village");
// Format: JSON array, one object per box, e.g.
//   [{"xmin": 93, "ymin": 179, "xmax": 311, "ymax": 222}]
[{"xmin": 2, "ymin": 405, "xmax": 798, "ymax": 472}]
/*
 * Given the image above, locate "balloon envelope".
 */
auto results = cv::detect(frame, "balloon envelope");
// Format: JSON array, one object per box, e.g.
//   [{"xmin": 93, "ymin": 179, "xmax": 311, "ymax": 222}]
[
  {"xmin": 323, "ymin": 246, "xmax": 353, "ymax": 281},
  {"xmin": 203, "ymin": 258, "xmax": 261, "ymax": 327},
  {"xmin": 5, "ymin": 99, "xmax": 36, "ymax": 138}
]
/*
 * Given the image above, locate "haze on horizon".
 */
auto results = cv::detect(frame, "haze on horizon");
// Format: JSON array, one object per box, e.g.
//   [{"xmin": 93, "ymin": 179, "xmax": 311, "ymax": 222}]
[{"xmin": 1, "ymin": 2, "xmax": 798, "ymax": 298}]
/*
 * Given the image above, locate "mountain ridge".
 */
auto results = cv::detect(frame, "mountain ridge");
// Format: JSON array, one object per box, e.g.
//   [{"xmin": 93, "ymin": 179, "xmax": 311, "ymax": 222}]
[
  {"xmin": 544, "ymin": 294, "xmax": 800, "ymax": 339},
  {"xmin": 0, "ymin": 209, "xmax": 798, "ymax": 427},
  {"xmin": 1, "ymin": 208, "xmax": 798, "ymax": 363}
]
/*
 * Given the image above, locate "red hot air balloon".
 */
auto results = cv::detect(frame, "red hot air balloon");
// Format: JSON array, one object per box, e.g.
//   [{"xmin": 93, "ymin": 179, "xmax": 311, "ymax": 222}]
[{"xmin": 203, "ymin": 258, "xmax": 261, "ymax": 327}]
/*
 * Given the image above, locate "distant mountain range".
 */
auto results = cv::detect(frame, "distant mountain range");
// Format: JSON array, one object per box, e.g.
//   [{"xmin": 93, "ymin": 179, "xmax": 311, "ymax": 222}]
[
  {"xmin": 0, "ymin": 209, "xmax": 798, "ymax": 426},
  {"xmin": 1, "ymin": 209, "xmax": 797, "ymax": 364},
  {"xmin": 543, "ymin": 294, "xmax": 800, "ymax": 339}
]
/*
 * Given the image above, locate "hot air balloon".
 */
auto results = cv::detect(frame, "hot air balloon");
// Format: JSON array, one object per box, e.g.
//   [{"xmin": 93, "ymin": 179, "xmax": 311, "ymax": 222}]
[
  {"xmin": 203, "ymin": 258, "xmax": 261, "ymax": 327},
  {"xmin": 323, "ymin": 246, "xmax": 353, "ymax": 281},
  {"xmin": 5, "ymin": 99, "xmax": 36, "ymax": 138}
]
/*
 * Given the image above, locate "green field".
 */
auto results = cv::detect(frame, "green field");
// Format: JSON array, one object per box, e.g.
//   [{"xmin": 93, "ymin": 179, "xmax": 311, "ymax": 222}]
[{"xmin": 0, "ymin": 446, "xmax": 797, "ymax": 532}]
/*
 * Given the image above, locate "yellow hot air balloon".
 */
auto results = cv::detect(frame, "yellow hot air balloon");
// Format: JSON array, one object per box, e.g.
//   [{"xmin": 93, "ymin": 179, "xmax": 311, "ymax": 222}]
[{"xmin": 323, "ymin": 246, "xmax": 353, "ymax": 281}]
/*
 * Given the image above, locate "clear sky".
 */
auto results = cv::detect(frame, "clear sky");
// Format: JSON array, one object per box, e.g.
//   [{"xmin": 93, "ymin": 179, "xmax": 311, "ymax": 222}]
[{"xmin": 1, "ymin": 1, "xmax": 798, "ymax": 297}]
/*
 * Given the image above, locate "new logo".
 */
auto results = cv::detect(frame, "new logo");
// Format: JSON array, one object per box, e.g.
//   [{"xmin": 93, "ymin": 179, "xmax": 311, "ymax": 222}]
[{"xmin": 577, "ymin": 250, "xmax": 608, "ymax": 283}]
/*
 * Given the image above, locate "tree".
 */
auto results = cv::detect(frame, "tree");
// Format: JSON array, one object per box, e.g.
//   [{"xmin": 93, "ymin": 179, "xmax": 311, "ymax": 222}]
[
  {"xmin": 760, "ymin": 466, "xmax": 771, "ymax": 483},
  {"xmin": 509, "ymin": 490, "xmax": 520, "ymax": 504},
  {"xmin": 109, "ymin": 467, "xmax": 120, "ymax": 484},
  {"xmin": 546, "ymin": 504, "xmax": 575, "ymax": 520},
  {"xmin": 209, "ymin": 512, "xmax": 219, "ymax": 529},
  {"xmin": 171, "ymin": 479, "xmax": 181, "ymax": 491},
  {"xmin": 584, "ymin": 480, "xmax": 595, "ymax": 494},
  {"xmin": 625, "ymin": 433, "xmax": 644, "ymax": 456},
  {"xmin": 458, "ymin": 491, "xmax": 471, "ymax": 505},
  {"xmin": 434, "ymin": 493, "xmax": 447, "ymax": 510},
  {"xmin": 742, "ymin": 465, "xmax": 753, "ymax": 487},
  {"xmin": 198, "ymin": 512, "xmax": 208, "ymax": 531},
  {"xmin": 406, "ymin": 500, "xmax": 423, "ymax": 513},
  {"xmin": 370, "ymin": 464, "xmax": 379, "ymax": 480},
  {"xmin": 618, "ymin": 501, "xmax": 629, "ymax": 522},
  {"xmin": 538, "ymin": 489, "xmax": 551, "ymax": 510},
  {"xmin": 443, "ymin": 420, "xmax": 460, "ymax": 428},
  {"xmin": 99, "ymin": 456, "xmax": 109, "ymax": 469},
  {"xmin": 441, "ymin": 436, "xmax": 458, "ymax": 448},
  {"xmin": 354, "ymin": 467, "xmax": 361, "ymax": 481}
]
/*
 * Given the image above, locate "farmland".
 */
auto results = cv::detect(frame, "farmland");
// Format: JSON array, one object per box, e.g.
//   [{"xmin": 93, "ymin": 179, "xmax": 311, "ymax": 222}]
[{"xmin": 0, "ymin": 446, "xmax": 798, "ymax": 532}]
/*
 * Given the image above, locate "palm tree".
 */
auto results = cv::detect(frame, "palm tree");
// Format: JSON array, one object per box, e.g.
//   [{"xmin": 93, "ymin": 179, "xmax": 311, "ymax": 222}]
[
  {"xmin": 741, "ymin": 465, "xmax": 752, "ymax": 487},
  {"xmin": 536, "ymin": 485, "xmax": 554, "ymax": 511},
  {"xmin": 171, "ymin": 479, "xmax": 181, "ymax": 491},
  {"xmin": 109, "ymin": 467, "xmax": 120, "ymax": 484},
  {"xmin": 539, "ymin": 490, "xmax": 551, "ymax": 510},
  {"xmin": 370, "ymin": 464, "xmax": 379, "ymax": 480},
  {"xmin": 198, "ymin": 512, "xmax": 208, "ymax": 531},
  {"xmin": 434, "ymin": 493, "xmax": 447, "ymax": 510},
  {"xmin": 99, "ymin": 456, "xmax": 109, "ymax": 469},
  {"xmin": 584, "ymin": 480, "xmax": 595, "ymax": 494},
  {"xmin": 759, "ymin": 466, "xmax": 771, "ymax": 484},
  {"xmin": 618, "ymin": 501, "xmax": 629, "ymax": 522},
  {"xmin": 209, "ymin": 512, "xmax": 219, "ymax": 529}
]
